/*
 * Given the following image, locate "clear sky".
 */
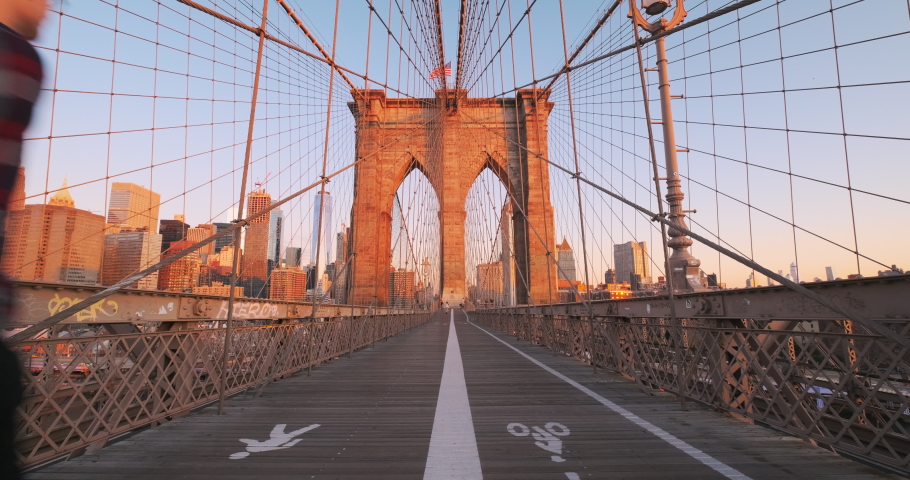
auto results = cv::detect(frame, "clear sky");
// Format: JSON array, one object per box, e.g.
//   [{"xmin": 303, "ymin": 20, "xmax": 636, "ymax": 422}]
[{"xmin": 17, "ymin": 0, "xmax": 910, "ymax": 290}]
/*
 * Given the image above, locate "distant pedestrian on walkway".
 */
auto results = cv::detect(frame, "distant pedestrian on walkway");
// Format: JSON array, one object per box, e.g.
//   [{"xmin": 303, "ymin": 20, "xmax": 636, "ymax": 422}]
[{"xmin": 0, "ymin": 1, "xmax": 49, "ymax": 478}]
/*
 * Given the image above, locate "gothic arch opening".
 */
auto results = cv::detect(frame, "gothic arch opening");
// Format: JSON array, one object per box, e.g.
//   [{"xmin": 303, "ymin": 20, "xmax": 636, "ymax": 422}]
[
  {"xmin": 389, "ymin": 166, "xmax": 440, "ymax": 308},
  {"xmin": 465, "ymin": 166, "xmax": 516, "ymax": 308},
  {"xmin": 349, "ymin": 88, "xmax": 557, "ymax": 307}
]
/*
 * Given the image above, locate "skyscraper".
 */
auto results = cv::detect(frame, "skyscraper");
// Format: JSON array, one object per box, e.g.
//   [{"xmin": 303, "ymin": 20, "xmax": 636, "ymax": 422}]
[
  {"xmin": 285, "ymin": 247, "xmax": 302, "ymax": 268},
  {"xmin": 556, "ymin": 237, "xmax": 577, "ymax": 282},
  {"xmin": 826, "ymin": 266, "xmax": 836, "ymax": 281},
  {"xmin": 106, "ymin": 183, "xmax": 160, "ymax": 233},
  {"xmin": 101, "ymin": 226, "xmax": 162, "ymax": 289},
  {"xmin": 192, "ymin": 282, "xmax": 244, "ymax": 297},
  {"xmin": 270, "ymin": 267, "xmax": 307, "ymax": 302},
  {"xmin": 213, "ymin": 222, "xmax": 233, "ymax": 253},
  {"xmin": 242, "ymin": 190, "xmax": 271, "ymax": 280},
  {"xmin": 187, "ymin": 224, "xmax": 216, "ymax": 256},
  {"xmin": 790, "ymin": 262, "xmax": 799, "ymax": 283},
  {"xmin": 215, "ymin": 245, "xmax": 239, "ymax": 273},
  {"xmin": 1, "ymin": 181, "xmax": 105, "ymax": 284},
  {"xmin": 476, "ymin": 262, "xmax": 504, "ymax": 306},
  {"xmin": 500, "ymin": 202, "xmax": 515, "ymax": 306},
  {"xmin": 614, "ymin": 241, "xmax": 650, "ymax": 285},
  {"xmin": 332, "ymin": 226, "xmax": 350, "ymax": 302},
  {"xmin": 389, "ymin": 267, "xmax": 415, "ymax": 308},
  {"xmin": 268, "ymin": 209, "xmax": 284, "ymax": 267},
  {"xmin": 335, "ymin": 226, "xmax": 349, "ymax": 263},
  {"xmin": 159, "ymin": 216, "xmax": 189, "ymax": 253},
  {"xmin": 310, "ymin": 192, "xmax": 333, "ymax": 264},
  {"xmin": 604, "ymin": 268, "xmax": 616, "ymax": 284},
  {"xmin": 310, "ymin": 192, "xmax": 333, "ymax": 294},
  {"xmin": 157, "ymin": 240, "xmax": 200, "ymax": 292}
]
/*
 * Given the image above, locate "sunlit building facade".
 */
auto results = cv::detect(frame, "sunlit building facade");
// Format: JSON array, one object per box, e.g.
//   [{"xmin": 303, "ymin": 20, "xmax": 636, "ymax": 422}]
[
  {"xmin": 1, "ymin": 182, "xmax": 104, "ymax": 284},
  {"xmin": 242, "ymin": 190, "xmax": 272, "ymax": 280},
  {"xmin": 107, "ymin": 182, "xmax": 160, "ymax": 233},
  {"xmin": 389, "ymin": 267, "xmax": 415, "ymax": 308},
  {"xmin": 614, "ymin": 241, "xmax": 650, "ymax": 285},
  {"xmin": 476, "ymin": 261, "xmax": 504, "ymax": 306},
  {"xmin": 187, "ymin": 224, "xmax": 216, "ymax": 256},
  {"xmin": 101, "ymin": 226, "xmax": 162, "ymax": 289},
  {"xmin": 270, "ymin": 267, "xmax": 307, "ymax": 302},
  {"xmin": 157, "ymin": 240, "xmax": 200, "ymax": 292},
  {"xmin": 193, "ymin": 281, "xmax": 244, "ymax": 297},
  {"xmin": 557, "ymin": 237, "xmax": 577, "ymax": 282}
]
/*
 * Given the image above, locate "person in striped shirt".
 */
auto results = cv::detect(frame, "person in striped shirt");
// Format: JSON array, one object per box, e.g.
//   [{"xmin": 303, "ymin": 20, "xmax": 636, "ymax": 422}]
[{"xmin": 0, "ymin": 1, "xmax": 48, "ymax": 478}]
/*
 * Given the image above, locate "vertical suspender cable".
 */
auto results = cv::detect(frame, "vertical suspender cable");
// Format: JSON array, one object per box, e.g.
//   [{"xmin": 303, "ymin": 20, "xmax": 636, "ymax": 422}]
[
  {"xmin": 523, "ymin": 0, "xmax": 556, "ymax": 317},
  {"xmin": 365, "ymin": 2, "xmax": 373, "ymax": 89},
  {"xmin": 219, "ymin": 0, "xmax": 269, "ymax": 416},
  {"xmin": 557, "ymin": 0, "xmax": 592, "ymax": 302},
  {"xmin": 311, "ymin": 0, "xmax": 343, "ymax": 318}
]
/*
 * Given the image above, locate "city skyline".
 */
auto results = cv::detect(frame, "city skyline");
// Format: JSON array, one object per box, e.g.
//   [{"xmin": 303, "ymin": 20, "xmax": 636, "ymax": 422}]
[
  {"xmin": 11, "ymin": 1, "xmax": 908, "ymax": 296},
  {"xmin": 2, "ymin": 171, "xmax": 891, "ymax": 298}
]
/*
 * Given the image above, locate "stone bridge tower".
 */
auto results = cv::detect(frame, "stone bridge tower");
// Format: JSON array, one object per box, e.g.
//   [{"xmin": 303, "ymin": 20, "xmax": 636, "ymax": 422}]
[{"xmin": 347, "ymin": 89, "xmax": 558, "ymax": 307}]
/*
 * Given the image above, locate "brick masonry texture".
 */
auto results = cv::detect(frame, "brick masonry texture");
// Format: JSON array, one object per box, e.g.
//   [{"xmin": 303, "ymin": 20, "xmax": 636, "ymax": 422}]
[{"xmin": 348, "ymin": 89, "xmax": 558, "ymax": 307}]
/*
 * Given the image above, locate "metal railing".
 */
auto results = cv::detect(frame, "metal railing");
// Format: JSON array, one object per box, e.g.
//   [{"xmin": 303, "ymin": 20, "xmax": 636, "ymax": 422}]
[
  {"xmin": 12, "ymin": 312, "xmax": 430, "ymax": 468},
  {"xmin": 472, "ymin": 309, "xmax": 910, "ymax": 474}
]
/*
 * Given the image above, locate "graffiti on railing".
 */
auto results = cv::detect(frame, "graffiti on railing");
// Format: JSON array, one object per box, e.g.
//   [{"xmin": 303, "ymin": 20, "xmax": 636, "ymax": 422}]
[
  {"xmin": 47, "ymin": 293, "xmax": 119, "ymax": 322},
  {"xmin": 215, "ymin": 300, "xmax": 280, "ymax": 320}
]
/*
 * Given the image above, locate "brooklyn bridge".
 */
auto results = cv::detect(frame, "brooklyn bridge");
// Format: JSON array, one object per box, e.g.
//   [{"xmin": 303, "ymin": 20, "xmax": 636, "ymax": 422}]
[{"xmin": 4, "ymin": 0, "xmax": 910, "ymax": 478}]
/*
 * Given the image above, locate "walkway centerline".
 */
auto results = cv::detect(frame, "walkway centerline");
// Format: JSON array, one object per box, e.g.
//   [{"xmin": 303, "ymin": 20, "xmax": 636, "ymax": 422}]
[{"xmin": 423, "ymin": 310, "xmax": 483, "ymax": 480}]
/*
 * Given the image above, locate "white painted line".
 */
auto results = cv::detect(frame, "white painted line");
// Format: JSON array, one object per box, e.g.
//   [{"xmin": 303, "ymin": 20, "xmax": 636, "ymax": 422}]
[
  {"xmin": 424, "ymin": 311, "xmax": 483, "ymax": 479},
  {"xmin": 565, "ymin": 473, "xmax": 580, "ymax": 480},
  {"xmin": 469, "ymin": 320, "xmax": 752, "ymax": 480}
]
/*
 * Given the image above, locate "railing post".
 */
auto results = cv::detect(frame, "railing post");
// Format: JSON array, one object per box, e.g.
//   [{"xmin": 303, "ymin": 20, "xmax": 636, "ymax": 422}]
[{"xmin": 307, "ymin": 323, "xmax": 315, "ymax": 377}]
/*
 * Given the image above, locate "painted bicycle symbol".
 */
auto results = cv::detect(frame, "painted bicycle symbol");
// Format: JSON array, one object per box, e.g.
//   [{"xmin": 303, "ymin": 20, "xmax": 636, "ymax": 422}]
[
  {"xmin": 507, "ymin": 422, "xmax": 570, "ymax": 462},
  {"xmin": 229, "ymin": 423, "xmax": 320, "ymax": 459}
]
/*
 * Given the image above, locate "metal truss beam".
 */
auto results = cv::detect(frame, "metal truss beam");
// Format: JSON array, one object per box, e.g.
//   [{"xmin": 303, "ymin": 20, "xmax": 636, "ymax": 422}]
[
  {"xmin": 481, "ymin": 275, "xmax": 910, "ymax": 321},
  {"xmin": 9, "ymin": 281, "xmax": 423, "ymax": 327}
]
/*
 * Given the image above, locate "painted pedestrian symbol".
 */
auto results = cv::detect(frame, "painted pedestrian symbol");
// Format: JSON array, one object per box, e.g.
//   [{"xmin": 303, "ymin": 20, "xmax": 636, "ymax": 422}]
[
  {"xmin": 507, "ymin": 422, "xmax": 570, "ymax": 462},
  {"xmin": 229, "ymin": 423, "xmax": 320, "ymax": 459}
]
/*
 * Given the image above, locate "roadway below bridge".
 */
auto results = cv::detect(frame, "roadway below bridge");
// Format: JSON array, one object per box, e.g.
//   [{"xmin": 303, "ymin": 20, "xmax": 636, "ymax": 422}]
[{"xmin": 26, "ymin": 310, "xmax": 897, "ymax": 479}]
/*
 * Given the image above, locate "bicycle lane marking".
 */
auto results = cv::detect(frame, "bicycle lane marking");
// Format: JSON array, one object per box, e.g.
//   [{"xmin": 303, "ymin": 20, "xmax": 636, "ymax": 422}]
[{"xmin": 467, "ymin": 319, "xmax": 752, "ymax": 480}]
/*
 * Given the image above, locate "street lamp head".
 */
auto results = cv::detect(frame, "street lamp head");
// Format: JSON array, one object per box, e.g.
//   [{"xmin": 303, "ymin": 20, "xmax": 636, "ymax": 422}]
[
  {"xmin": 631, "ymin": 0, "xmax": 686, "ymax": 33},
  {"xmin": 642, "ymin": 0, "xmax": 671, "ymax": 15}
]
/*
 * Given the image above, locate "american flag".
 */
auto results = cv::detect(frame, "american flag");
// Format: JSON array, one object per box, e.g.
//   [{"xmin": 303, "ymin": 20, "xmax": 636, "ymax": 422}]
[{"xmin": 429, "ymin": 62, "xmax": 452, "ymax": 79}]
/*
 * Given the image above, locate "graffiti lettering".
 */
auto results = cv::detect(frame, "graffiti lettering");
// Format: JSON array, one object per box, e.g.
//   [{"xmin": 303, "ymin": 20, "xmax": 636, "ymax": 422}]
[
  {"xmin": 216, "ymin": 301, "xmax": 280, "ymax": 320},
  {"xmin": 47, "ymin": 294, "xmax": 119, "ymax": 322}
]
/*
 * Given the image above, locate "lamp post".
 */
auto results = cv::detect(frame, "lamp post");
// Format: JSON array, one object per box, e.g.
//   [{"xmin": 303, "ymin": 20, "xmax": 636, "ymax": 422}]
[{"xmin": 630, "ymin": 0, "xmax": 707, "ymax": 294}]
